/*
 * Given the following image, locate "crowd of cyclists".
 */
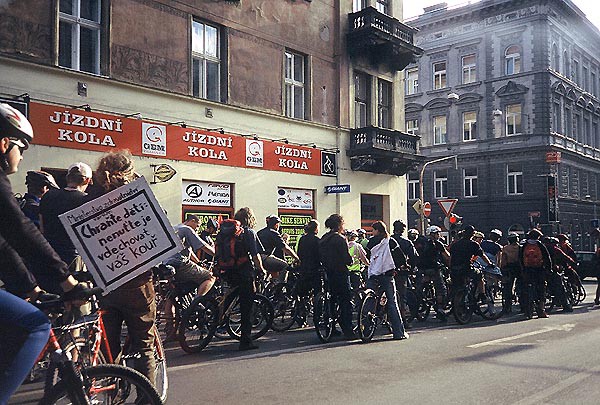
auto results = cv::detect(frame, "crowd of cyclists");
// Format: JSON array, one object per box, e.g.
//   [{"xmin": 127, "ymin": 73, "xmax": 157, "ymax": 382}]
[{"xmin": 1, "ymin": 101, "xmax": 599, "ymax": 404}]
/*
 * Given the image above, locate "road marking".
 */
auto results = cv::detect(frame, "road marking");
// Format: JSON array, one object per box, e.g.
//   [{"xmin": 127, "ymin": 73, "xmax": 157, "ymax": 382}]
[
  {"xmin": 512, "ymin": 365, "xmax": 600, "ymax": 405},
  {"xmin": 467, "ymin": 323, "xmax": 575, "ymax": 348}
]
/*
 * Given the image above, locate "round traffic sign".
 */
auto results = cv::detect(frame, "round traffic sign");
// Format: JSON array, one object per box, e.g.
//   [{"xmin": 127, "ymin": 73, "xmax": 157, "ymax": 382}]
[{"xmin": 423, "ymin": 202, "xmax": 432, "ymax": 217}]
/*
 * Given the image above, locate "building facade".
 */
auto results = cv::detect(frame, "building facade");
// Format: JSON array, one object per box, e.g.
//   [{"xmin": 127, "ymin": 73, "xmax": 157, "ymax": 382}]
[
  {"xmin": 0, "ymin": 0, "xmax": 421, "ymax": 239},
  {"xmin": 405, "ymin": 0, "xmax": 600, "ymax": 249}
]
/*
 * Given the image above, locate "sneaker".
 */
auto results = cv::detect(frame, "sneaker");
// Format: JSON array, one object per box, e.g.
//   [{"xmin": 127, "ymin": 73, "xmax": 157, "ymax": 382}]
[
  {"xmin": 394, "ymin": 332, "xmax": 409, "ymax": 340},
  {"xmin": 594, "ymin": 298, "xmax": 600, "ymax": 305},
  {"xmin": 538, "ymin": 311, "xmax": 549, "ymax": 318}
]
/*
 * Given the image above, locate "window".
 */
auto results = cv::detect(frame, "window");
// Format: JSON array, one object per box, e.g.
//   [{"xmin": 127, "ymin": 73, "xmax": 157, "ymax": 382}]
[
  {"xmin": 408, "ymin": 177, "xmax": 419, "ymax": 200},
  {"xmin": 433, "ymin": 115, "xmax": 447, "ymax": 145},
  {"xmin": 406, "ymin": 119, "xmax": 419, "ymax": 135},
  {"xmin": 563, "ymin": 50, "xmax": 570, "ymax": 77},
  {"xmin": 406, "ymin": 68, "xmax": 419, "ymax": 95},
  {"xmin": 192, "ymin": 21, "xmax": 220, "ymax": 101},
  {"xmin": 507, "ymin": 164, "xmax": 523, "ymax": 195},
  {"xmin": 433, "ymin": 61, "xmax": 447, "ymax": 89},
  {"xmin": 378, "ymin": 79, "xmax": 392, "ymax": 129},
  {"xmin": 594, "ymin": 122, "xmax": 599, "ymax": 149},
  {"xmin": 505, "ymin": 45, "xmax": 521, "ymax": 75},
  {"xmin": 572, "ymin": 60, "xmax": 579, "ymax": 84},
  {"xmin": 592, "ymin": 72, "xmax": 597, "ymax": 96},
  {"xmin": 565, "ymin": 108, "xmax": 572, "ymax": 138},
  {"xmin": 462, "ymin": 54, "xmax": 477, "ymax": 84},
  {"xmin": 506, "ymin": 104, "xmax": 522, "ymax": 135},
  {"xmin": 584, "ymin": 118, "xmax": 590, "ymax": 145},
  {"xmin": 434, "ymin": 170, "xmax": 448, "ymax": 199},
  {"xmin": 463, "ymin": 111, "xmax": 477, "ymax": 141},
  {"xmin": 575, "ymin": 114, "xmax": 582, "ymax": 143},
  {"xmin": 464, "ymin": 168, "xmax": 478, "ymax": 198},
  {"xmin": 352, "ymin": 0, "xmax": 367, "ymax": 12},
  {"xmin": 354, "ymin": 71, "xmax": 370, "ymax": 127},
  {"xmin": 583, "ymin": 66, "xmax": 589, "ymax": 90},
  {"xmin": 553, "ymin": 103, "xmax": 561, "ymax": 134},
  {"xmin": 285, "ymin": 50, "xmax": 305, "ymax": 119},
  {"xmin": 59, "ymin": 0, "xmax": 102, "ymax": 74},
  {"xmin": 552, "ymin": 44, "xmax": 560, "ymax": 72},
  {"xmin": 376, "ymin": 0, "xmax": 389, "ymax": 14}
]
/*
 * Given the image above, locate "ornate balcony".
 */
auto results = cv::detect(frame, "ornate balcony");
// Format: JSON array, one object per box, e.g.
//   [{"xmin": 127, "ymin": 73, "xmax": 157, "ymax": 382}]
[
  {"xmin": 348, "ymin": 126, "xmax": 423, "ymax": 176},
  {"xmin": 347, "ymin": 7, "xmax": 423, "ymax": 72}
]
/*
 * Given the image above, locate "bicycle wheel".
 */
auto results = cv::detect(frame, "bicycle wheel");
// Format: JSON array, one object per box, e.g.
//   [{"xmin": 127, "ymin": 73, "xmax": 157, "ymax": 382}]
[
  {"xmin": 313, "ymin": 293, "xmax": 333, "ymax": 343},
  {"xmin": 226, "ymin": 294, "xmax": 274, "ymax": 340},
  {"xmin": 358, "ymin": 290, "xmax": 378, "ymax": 342},
  {"xmin": 453, "ymin": 289, "xmax": 474, "ymax": 325},
  {"xmin": 270, "ymin": 283, "xmax": 298, "ymax": 332},
  {"xmin": 178, "ymin": 297, "xmax": 217, "ymax": 353},
  {"xmin": 417, "ymin": 284, "xmax": 435, "ymax": 321},
  {"xmin": 403, "ymin": 289, "xmax": 419, "ymax": 323},
  {"xmin": 151, "ymin": 325, "xmax": 168, "ymax": 403},
  {"xmin": 43, "ymin": 364, "xmax": 163, "ymax": 405},
  {"xmin": 477, "ymin": 283, "xmax": 503, "ymax": 320}
]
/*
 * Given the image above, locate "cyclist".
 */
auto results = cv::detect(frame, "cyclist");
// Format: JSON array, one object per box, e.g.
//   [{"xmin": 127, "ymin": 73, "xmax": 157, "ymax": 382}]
[
  {"xmin": 296, "ymin": 220, "xmax": 322, "ymax": 298},
  {"xmin": 449, "ymin": 225, "xmax": 494, "ymax": 308},
  {"xmin": 258, "ymin": 215, "xmax": 299, "ymax": 282},
  {"xmin": 519, "ymin": 229, "xmax": 552, "ymax": 318},
  {"xmin": 357, "ymin": 228, "xmax": 369, "ymax": 250},
  {"xmin": 0, "ymin": 103, "xmax": 82, "ymax": 404},
  {"xmin": 415, "ymin": 225, "xmax": 450, "ymax": 321},
  {"xmin": 319, "ymin": 214, "xmax": 355, "ymax": 339},
  {"xmin": 391, "ymin": 220, "xmax": 418, "ymax": 325},
  {"xmin": 481, "ymin": 229, "xmax": 503, "ymax": 267},
  {"xmin": 199, "ymin": 217, "xmax": 218, "ymax": 262},
  {"xmin": 366, "ymin": 221, "xmax": 409, "ymax": 340},
  {"xmin": 542, "ymin": 236, "xmax": 573, "ymax": 312},
  {"xmin": 346, "ymin": 229, "xmax": 369, "ymax": 291},
  {"xmin": 500, "ymin": 233, "xmax": 522, "ymax": 313},
  {"xmin": 20, "ymin": 170, "xmax": 59, "ymax": 228}
]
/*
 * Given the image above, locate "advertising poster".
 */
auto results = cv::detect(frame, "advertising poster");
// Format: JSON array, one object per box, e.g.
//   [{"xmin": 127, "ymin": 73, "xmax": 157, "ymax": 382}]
[
  {"xmin": 59, "ymin": 177, "xmax": 182, "ymax": 293},
  {"xmin": 279, "ymin": 214, "xmax": 313, "ymax": 251}
]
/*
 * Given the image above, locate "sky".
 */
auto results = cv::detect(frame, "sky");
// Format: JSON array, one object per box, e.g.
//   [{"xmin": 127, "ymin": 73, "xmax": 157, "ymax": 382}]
[{"xmin": 404, "ymin": 0, "xmax": 600, "ymax": 31}]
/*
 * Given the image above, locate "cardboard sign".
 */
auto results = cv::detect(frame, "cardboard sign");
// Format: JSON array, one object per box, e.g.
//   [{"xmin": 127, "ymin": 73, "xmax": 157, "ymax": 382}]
[{"xmin": 59, "ymin": 177, "xmax": 182, "ymax": 293}]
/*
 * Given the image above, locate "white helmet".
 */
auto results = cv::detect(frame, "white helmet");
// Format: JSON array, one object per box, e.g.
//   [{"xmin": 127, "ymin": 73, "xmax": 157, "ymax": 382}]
[
  {"xmin": 407, "ymin": 228, "xmax": 419, "ymax": 236},
  {"xmin": 0, "ymin": 103, "xmax": 34, "ymax": 148},
  {"xmin": 426, "ymin": 225, "xmax": 442, "ymax": 236},
  {"xmin": 490, "ymin": 229, "xmax": 503, "ymax": 237}
]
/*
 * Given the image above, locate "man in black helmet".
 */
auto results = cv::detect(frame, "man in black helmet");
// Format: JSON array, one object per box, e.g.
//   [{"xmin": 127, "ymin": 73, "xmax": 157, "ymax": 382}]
[{"xmin": 21, "ymin": 170, "xmax": 59, "ymax": 228}]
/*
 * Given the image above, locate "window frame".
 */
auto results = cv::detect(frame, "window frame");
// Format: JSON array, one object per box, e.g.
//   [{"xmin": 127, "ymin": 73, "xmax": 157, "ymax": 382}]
[
  {"xmin": 352, "ymin": 0, "xmax": 367, "ymax": 12},
  {"xmin": 191, "ymin": 20, "xmax": 221, "ymax": 102},
  {"xmin": 462, "ymin": 111, "xmax": 477, "ymax": 141},
  {"xmin": 58, "ymin": 0, "xmax": 102, "ymax": 74},
  {"xmin": 461, "ymin": 54, "xmax": 477, "ymax": 84},
  {"xmin": 433, "ymin": 61, "xmax": 447, "ymax": 90},
  {"xmin": 405, "ymin": 68, "xmax": 419, "ymax": 95},
  {"xmin": 284, "ymin": 50, "xmax": 306, "ymax": 120},
  {"xmin": 354, "ymin": 71, "xmax": 370, "ymax": 127},
  {"xmin": 406, "ymin": 119, "xmax": 419, "ymax": 135},
  {"xmin": 433, "ymin": 115, "xmax": 447, "ymax": 145},
  {"xmin": 463, "ymin": 168, "xmax": 478, "ymax": 198},
  {"xmin": 408, "ymin": 178, "xmax": 419, "ymax": 200},
  {"xmin": 434, "ymin": 170, "xmax": 448, "ymax": 199},
  {"xmin": 505, "ymin": 45, "xmax": 521, "ymax": 75},
  {"xmin": 507, "ymin": 164, "xmax": 523, "ymax": 195},
  {"xmin": 506, "ymin": 104, "xmax": 522, "ymax": 136},
  {"xmin": 377, "ymin": 79, "xmax": 392, "ymax": 129},
  {"xmin": 376, "ymin": 0, "xmax": 389, "ymax": 15}
]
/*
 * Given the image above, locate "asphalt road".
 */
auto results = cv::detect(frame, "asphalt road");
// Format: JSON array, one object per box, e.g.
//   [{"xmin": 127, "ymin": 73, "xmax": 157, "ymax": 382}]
[{"xmin": 10, "ymin": 281, "xmax": 600, "ymax": 404}]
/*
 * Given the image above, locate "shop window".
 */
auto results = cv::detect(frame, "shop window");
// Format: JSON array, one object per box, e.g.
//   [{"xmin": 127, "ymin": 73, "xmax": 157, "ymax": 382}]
[
  {"xmin": 192, "ymin": 20, "xmax": 221, "ymax": 102},
  {"xmin": 360, "ymin": 194, "xmax": 384, "ymax": 233}
]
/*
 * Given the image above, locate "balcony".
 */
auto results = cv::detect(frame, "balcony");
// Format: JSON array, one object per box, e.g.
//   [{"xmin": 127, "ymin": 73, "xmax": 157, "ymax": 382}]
[
  {"xmin": 348, "ymin": 126, "xmax": 423, "ymax": 176},
  {"xmin": 347, "ymin": 7, "xmax": 423, "ymax": 72}
]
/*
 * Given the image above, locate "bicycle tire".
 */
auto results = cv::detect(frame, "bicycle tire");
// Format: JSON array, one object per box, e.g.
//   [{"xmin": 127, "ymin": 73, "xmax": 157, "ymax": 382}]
[
  {"xmin": 42, "ymin": 364, "xmax": 163, "ymax": 405},
  {"xmin": 418, "ymin": 284, "xmax": 435, "ymax": 321},
  {"xmin": 178, "ymin": 297, "xmax": 218, "ymax": 353},
  {"xmin": 226, "ymin": 294, "xmax": 274, "ymax": 340},
  {"xmin": 358, "ymin": 290, "xmax": 378, "ymax": 342},
  {"xmin": 453, "ymin": 289, "xmax": 473, "ymax": 325},
  {"xmin": 151, "ymin": 325, "xmax": 169, "ymax": 403},
  {"xmin": 313, "ymin": 293, "xmax": 333, "ymax": 343},
  {"xmin": 270, "ymin": 283, "xmax": 298, "ymax": 332},
  {"xmin": 477, "ymin": 284, "xmax": 503, "ymax": 320}
]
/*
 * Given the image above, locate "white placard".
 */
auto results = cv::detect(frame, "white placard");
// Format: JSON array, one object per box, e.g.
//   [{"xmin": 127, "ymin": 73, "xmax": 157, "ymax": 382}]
[
  {"xmin": 181, "ymin": 180, "xmax": 231, "ymax": 207},
  {"xmin": 142, "ymin": 122, "xmax": 167, "ymax": 156},
  {"xmin": 59, "ymin": 177, "xmax": 182, "ymax": 293},
  {"xmin": 277, "ymin": 187, "xmax": 314, "ymax": 210},
  {"xmin": 245, "ymin": 139, "xmax": 264, "ymax": 167}
]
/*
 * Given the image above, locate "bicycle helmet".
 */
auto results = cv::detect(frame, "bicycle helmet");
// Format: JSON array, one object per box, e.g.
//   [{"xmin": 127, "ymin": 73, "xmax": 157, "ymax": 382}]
[
  {"xmin": 26, "ymin": 170, "xmax": 59, "ymax": 189},
  {"xmin": 426, "ymin": 225, "xmax": 441, "ymax": 235},
  {"xmin": 490, "ymin": 229, "xmax": 503, "ymax": 237},
  {"xmin": 393, "ymin": 219, "xmax": 406, "ymax": 231},
  {"xmin": 0, "ymin": 103, "xmax": 33, "ymax": 147},
  {"xmin": 357, "ymin": 228, "xmax": 367, "ymax": 236},
  {"xmin": 507, "ymin": 233, "xmax": 519, "ymax": 243}
]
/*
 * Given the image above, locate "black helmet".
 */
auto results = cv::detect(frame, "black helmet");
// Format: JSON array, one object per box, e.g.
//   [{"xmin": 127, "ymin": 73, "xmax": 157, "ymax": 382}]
[
  {"xmin": 26, "ymin": 170, "xmax": 59, "ymax": 189},
  {"xmin": 507, "ymin": 233, "xmax": 519, "ymax": 243},
  {"xmin": 0, "ymin": 103, "xmax": 34, "ymax": 147},
  {"xmin": 393, "ymin": 219, "xmax": 406, "ymax": 231}
]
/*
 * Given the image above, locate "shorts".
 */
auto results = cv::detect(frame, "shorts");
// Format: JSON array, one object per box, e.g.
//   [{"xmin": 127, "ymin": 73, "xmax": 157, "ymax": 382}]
[{"xmin": 174, "ymin": 261, "xmax": 212, "ymax": 286}]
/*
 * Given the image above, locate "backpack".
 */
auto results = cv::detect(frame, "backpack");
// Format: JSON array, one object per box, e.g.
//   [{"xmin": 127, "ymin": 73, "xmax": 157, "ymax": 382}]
[
  {"xmin": 215, "ymin": 219, "xmax": 250, "ymax": 274},
  {"xmin": 522, "ymin": 242, "xmax": 544, "ymax": 268}
]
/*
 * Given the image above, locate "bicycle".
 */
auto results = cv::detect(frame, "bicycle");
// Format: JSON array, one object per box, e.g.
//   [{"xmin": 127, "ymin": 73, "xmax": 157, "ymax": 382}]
[
  {"xmin": 30, "ymin": 290, "xmax": 163, "ymax": 405},
  {"xmin": 357, "ymin": 287, "xmax": 393, "ymax": 342},
  {"xmin": 269, "ymin": 268, "xmax": 317, "ymax": 332},
  {"xmin": 453, "ymin": 262, "xmax": 503, "ymax": 324},
  {"xmin": 177, "ymin": 277, "xmax": 274, "ymax": 353}
]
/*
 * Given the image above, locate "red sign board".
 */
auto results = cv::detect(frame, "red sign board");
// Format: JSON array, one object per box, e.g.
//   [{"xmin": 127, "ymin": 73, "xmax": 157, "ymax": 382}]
[
  {"xmin": 423, "ymin": 201, "xmax": 432, "ymax": 217},
  {"xmin": 28, "ymin": 102, "xmax": 324, "ymax": 176}
]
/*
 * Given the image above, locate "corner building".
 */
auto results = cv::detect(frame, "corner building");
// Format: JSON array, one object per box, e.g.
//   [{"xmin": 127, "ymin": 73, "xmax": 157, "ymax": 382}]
[
  {"xmin": 405, "ymin": 0, "xmax": 600, "ymax": 249},
  {"xmin": 0, "ymin": 0, "xmax": 421, "ymax": 239}
]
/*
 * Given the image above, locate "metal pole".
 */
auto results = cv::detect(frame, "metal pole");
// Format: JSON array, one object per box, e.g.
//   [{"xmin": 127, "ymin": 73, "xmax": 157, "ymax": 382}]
[{"xmin": 419, "ymin": 155, "xmax": 457, "ymax": 234}]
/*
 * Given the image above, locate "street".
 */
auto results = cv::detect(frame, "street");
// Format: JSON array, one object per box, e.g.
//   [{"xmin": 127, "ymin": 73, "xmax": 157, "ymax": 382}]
[{"xmin": 10, "ymin": 281, "xmax": 600, "ymax": 405}]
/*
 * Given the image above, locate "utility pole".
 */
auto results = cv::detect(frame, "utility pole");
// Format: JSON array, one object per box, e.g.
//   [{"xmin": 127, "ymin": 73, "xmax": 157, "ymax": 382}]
[{"xmin": 419, "ymin": 155, "xmax": 457, "ymax": 234}]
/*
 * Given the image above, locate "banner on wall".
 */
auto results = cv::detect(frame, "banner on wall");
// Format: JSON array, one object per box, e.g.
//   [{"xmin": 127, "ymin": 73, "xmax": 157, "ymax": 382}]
[
  {"xmin": 277, "ymin": 188, "xmax": 314, "ymax": 210},
  {"xmin": 279, "ymin": 214, "xmax": 313, "ymax": 249},
  {"xmin": 59, "ymin": 177, "xmax": 182, "ymax": 293},
  {"xmin": 183, "ymin": 211, "xmax": 231, "ymax": 231},
  {"xmin": 182, "ymin": 180, "xmax": 231, "ymax": 207},
  {"xmin": 29, "ymin": 102, "xmax": 333, "ymax": 176}
]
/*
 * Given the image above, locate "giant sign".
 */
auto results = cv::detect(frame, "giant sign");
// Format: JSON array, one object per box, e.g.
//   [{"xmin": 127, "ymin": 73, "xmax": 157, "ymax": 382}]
[{"xmin": 182, "ymin": 180, "xmax": 232, "ymax": 207}]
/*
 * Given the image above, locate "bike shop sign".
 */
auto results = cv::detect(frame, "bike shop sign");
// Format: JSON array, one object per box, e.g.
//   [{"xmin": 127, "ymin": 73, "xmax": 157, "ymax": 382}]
[
  {"xmin": 59, "ymin": 177, "xmax": 182, "ymax": 293},
  {"xmin": 181, "ymin": 180, "xmax": 231, "ymax": 207}
]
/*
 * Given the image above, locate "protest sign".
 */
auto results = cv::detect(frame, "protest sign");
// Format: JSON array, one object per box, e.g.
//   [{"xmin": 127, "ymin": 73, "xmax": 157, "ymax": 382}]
[{"xmin": 59, "ymin": 177, "xmax": 182, "ymax": 293}]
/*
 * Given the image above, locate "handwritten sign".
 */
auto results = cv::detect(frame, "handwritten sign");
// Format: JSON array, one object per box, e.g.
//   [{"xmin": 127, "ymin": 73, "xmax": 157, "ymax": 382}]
[{"xmin": 59, "ymin": 177, "xmax": 182, "ymax": 293}]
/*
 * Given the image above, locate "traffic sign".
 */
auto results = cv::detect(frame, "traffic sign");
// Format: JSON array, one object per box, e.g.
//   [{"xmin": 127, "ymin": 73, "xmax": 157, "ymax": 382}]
[
  {"xmin": 423, "ymin": 201, "xmax": 432, "ymax": 217},
  {"xmin": 412, "ymin": 199, "xmax": 422, "ymax": 214},
  {"xmin": 437, "ymin": 198, "xmax": 458, "ymax": 217}
]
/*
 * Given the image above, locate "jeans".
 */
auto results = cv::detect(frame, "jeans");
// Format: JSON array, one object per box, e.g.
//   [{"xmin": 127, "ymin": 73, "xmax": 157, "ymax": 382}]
[
  {"xmin": 367, "ymin": 274, "xmax": 406, "ymax": 338},
  {"xmin": 0, "ymin": 289, "xmax": 51, "ymax": 405},
  {"xmin": 222, "ymin": 265, "xmax": 256, "ymax": 344},
  {"xmin": 326, "ymin": 269, "xmax": 354, "ymax": 336}
]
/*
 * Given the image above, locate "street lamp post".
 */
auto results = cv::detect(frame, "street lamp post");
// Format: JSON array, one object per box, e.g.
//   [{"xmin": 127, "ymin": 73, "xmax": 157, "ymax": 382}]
[{"xmin": 419, "ymin": 155, "xmax": 458, "ymax": 234}]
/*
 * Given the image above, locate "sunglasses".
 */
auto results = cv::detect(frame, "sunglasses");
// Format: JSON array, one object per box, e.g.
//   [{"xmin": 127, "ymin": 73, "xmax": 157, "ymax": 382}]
[{"xmin": 9, "ymin": 140, "xmax": 28, "ymax": 154}]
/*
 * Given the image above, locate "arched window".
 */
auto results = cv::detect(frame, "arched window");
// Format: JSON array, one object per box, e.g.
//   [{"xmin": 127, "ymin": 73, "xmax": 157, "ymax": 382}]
[
  {"xmin": 505, "ymin": 45, "xmax": 521, "ymax": 75},
  {"xmin": 563, "ymin": 50, "xmax": 570, "ymax": 76},
  {"xmin": 552, "ymin": 44, "xmax": 560, "ymax": 72}
]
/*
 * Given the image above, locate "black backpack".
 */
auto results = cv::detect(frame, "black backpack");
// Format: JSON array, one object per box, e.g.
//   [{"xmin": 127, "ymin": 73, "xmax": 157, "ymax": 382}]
[{"xmin": 215, "ymin": 219, "xmax": 250, "ymax": 274}]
